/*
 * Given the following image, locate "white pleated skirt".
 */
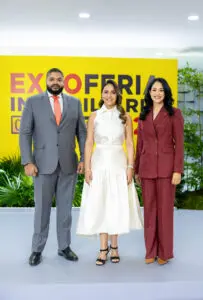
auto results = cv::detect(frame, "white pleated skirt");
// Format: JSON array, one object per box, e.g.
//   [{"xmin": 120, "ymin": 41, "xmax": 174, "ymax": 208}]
[{"xmin": 76, "ymin": 145, "xmax": 143, "ymax": 235}]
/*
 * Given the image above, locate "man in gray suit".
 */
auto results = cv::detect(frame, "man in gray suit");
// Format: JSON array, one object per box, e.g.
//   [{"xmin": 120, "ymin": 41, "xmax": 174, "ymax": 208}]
[{"xmin": 20, "ymin": 68, "xmax": 87, "ymax": 266}]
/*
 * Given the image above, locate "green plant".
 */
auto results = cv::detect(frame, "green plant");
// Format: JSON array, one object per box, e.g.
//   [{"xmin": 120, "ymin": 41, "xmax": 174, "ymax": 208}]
[
  {"xmin": 0, "ymin": 169, "xmax": 34, "ymax": 207},
  {"xmin": 0, "ymin": 154, "xmax": 84, "ymax": 207},
  {"xmin": 175, "ymin": 189, "xmax": 203, "ymax": 210},
  {"xmin": 135, "ymin": 183, "xmax": 143, "ymax": 206},
  {"xmin": 183, "ymin": 108, "xmax": 203, "ymax": 190},
  {"xmin": 73, "ymin": 174, "xmax": 84, "ymax": 207},
  {"xmin": 52, "ymin": 174, "xmax": 84, "ymax": 207},
  {"xmin": 0, "ymin": 154, "xmax": 23, "ymax": 186},
  {"xmin": 178, "ymin": 63, "xmax": 203, "ymax": 191},
  {"xmin": 0, "ymin": 154, "xmax": 23, "ymax": 175}
]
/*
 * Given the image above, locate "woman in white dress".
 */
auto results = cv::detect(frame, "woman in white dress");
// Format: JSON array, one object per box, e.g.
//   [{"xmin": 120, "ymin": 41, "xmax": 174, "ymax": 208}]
[{"xmin": 77, "ymin": 80, "xmax": 143, "ymax": 265}]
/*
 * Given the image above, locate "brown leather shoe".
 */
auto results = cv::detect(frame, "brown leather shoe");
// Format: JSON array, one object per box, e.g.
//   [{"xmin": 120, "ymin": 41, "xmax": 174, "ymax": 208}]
[
  {"xmin": 157, "ymin": 258, "xmax": 168, "ymax": 265},
  {"xmin": 145, "ymin": 258, "xmax": 155, "ymax": 264}
]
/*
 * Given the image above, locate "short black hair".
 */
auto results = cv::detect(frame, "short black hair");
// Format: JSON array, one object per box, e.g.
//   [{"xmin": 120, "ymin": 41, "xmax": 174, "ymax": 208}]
[{"xmin": 46, "ymin": 68, "xmax": 64, "ymax": 78}]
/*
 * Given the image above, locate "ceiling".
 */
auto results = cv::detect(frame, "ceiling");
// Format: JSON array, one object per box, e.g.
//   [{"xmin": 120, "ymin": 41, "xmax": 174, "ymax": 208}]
[{"xmin": 0, "ymin": 0, "xmax": 203, "ymax": 65}]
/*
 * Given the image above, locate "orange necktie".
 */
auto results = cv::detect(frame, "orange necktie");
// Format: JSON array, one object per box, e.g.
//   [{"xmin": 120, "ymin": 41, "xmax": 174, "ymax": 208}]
[{"xmin": 52, "ymin": 95, "xmax": 62, "ymax": 125}]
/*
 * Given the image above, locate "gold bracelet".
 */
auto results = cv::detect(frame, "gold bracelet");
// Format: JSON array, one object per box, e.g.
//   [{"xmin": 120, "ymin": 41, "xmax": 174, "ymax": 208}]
[{"xmin": 127, "ymin": 165, "xmax": 134, "ymax": 169}]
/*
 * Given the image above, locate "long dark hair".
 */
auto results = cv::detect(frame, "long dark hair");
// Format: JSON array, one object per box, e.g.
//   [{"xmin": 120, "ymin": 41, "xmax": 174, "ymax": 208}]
[
  {"xmin": 140, "ymin": 77, "xmax": 175, "ymax": 120},
  {"xmin": 99, "ymin": 79, "xmax": 127, "ymax": 124}
]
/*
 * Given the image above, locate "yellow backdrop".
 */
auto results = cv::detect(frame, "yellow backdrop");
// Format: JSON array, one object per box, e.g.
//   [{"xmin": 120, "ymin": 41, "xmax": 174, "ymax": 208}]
[{"xmin": 0, "ymin": 56, "xmax": 177, "ymax": 158}]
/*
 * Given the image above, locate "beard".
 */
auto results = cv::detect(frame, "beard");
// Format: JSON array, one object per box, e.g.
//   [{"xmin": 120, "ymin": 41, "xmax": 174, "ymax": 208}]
[{"xmin": 46, "ymin": 85, "xmax": 64, "ymax": 95}]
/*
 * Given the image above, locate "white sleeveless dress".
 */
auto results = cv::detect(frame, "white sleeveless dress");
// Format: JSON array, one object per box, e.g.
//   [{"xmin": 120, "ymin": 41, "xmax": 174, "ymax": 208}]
[{"xmin": 77, "ymin": 105, "xmax": 143, "ymax": 235}]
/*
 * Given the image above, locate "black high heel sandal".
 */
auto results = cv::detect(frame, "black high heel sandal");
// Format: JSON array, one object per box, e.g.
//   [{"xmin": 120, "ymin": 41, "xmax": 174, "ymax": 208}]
[
  {"xmin": 96, "ymin": 247, "xmax": 109, "ymax": 266},
  {"xmin": 110, "ymin": 245, "xmax": 120, "ymax": 263}
]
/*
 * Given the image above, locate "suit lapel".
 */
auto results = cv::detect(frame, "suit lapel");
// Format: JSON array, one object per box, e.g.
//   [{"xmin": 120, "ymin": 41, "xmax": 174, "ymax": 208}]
[
  {"xmin": 145, "ymin": 109, "xmax": 157, "ymax": 136},
  {"xmin": 144, "ymin": 107, "xmax": 168, "ymax": 136},
  {"xmin": 143, "ymin": 107, "xmax": 170, "ymax": 138},
  {"xmin": 42, "ymin": 92, "xmax": 71, "ymax": 127},
  {"xmin": 153, "ymin": 106, "xmax": 168, "ymax": 127},
  {"xmin": 153, "ymin": 107, "xmax": 170, "ymax": 139},
  {"xmin": 42, "ymin": 92, "xmax": 56, "ymax": 124}
]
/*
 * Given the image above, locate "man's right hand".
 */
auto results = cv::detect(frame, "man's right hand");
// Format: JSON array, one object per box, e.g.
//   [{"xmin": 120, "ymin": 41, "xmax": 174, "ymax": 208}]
[{"xmin": 24, "ymin": 163, "xmax": 38, "ymax": 177}]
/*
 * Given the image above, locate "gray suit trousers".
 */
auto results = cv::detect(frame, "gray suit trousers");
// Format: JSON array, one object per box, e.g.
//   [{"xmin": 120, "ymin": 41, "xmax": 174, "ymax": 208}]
[{"xmin": 32, "ymin": 164, "xmax": 77, "ymax": 252}]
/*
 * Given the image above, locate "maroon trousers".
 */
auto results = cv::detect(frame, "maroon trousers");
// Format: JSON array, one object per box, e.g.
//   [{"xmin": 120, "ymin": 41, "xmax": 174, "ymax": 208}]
[{"xmin": 141, "ymin": 178, "xmax": 176, "ymax": 261}]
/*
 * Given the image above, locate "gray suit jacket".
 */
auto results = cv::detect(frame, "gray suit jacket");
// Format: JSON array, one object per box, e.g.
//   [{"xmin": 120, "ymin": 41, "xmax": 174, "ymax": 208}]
[{"xmin": 19, "ymin": 92, "xmax": 87, "ymax": 174}]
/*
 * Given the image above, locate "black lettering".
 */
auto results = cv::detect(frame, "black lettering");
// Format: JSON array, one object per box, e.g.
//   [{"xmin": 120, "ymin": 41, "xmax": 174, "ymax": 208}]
[
  {"xmin": 141, "ymin": 99, "xmax": 145, "ymax": 111},
  {"xmin": 84, "ymin": 98, "xmax": 88, "ymax": 112},
  {"xmin": 18, "ymin": 98, "xmax": 26, "ymax": 111},
  {"xmin": 85, "ymin": 74, "xmax": 98, "ymax": 94},
  {"xmin": 101, "ymin": 74, "xmax": 115, "ymax": 90},
  {"xmin": 118, "ymin": 75, "xmax": 133, "ymax": 95},
  {"xmin": 126, "ymin": 99, "xmax": 138, "ymax": 113},
  {"xmin": 91, "ymin": 98, "xmax": 98, "ymax": 111},
  {"xmin": 136, "ymin": 75, "xmax": 141, "ymax": 95},
  {"xmin": 83, "ymin": 97, "xmax": 98, "ymax": 112}
]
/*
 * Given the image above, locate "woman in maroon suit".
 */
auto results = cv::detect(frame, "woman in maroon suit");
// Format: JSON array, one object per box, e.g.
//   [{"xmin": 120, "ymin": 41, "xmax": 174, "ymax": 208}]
[{"xmin": 134, "ymin": 77, "xmax": 184, "ymax": 265}]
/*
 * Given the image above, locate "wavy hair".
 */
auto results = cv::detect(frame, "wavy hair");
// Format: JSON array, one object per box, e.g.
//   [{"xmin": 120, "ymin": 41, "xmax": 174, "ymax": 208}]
[
  {"xmin": 99, "ymin": 79, "xmax": 127, "ymax": 124},
  {"xmin": 140, "ymin": 77, "xmax": 175, "ymax": 120}
]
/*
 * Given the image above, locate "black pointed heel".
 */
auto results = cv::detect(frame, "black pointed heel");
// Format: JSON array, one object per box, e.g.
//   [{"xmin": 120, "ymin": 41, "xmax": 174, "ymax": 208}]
[
  {"xmin": 110, "ymin": 245, "xmax": 120, "ymax": 263},
  {"xmin": 96, "ymin": 247, "xmax": 109, "ymax": 266}
]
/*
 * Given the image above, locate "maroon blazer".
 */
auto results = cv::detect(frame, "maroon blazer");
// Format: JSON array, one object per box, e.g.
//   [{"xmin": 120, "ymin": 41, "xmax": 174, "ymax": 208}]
[{"xmin": 134, "ymin": 107, "xmax": 184, "ymax": 179}]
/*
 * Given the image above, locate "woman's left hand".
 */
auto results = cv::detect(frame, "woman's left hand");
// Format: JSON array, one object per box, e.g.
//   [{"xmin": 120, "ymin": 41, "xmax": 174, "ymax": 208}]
[
  {"xmin": 127, "ymin": 168, "xmax": 133, "ymax": 185},
  {"xmin": 171, "ymin": 172, "xmax": 182, "ymax": 185}
]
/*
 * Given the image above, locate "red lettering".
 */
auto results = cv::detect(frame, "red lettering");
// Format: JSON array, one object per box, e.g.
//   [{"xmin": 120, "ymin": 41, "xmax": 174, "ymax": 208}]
[
  {"xmin": 133, "ymin": 117, "xmax": 138, "ymax": 135},
  {"xmin": 11, "ymin": 73, "xmax": 25, "ymax": 93},
  {"xmin": 27, "ymin": 73, "xmax": 43, "ymax": 93},
  {"xmin": 64, "ymin": 74, "xmax": 82, "ymax": 94},
  {"xmin": 134, "ymin": 129, "xmax": 138, "ymax": 135}
]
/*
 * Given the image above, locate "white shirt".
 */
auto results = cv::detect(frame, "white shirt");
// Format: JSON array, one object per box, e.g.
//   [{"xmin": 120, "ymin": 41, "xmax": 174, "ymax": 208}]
[{"xmin": 47, "ymin": 91, "xmax": 63, "ymax": 114}]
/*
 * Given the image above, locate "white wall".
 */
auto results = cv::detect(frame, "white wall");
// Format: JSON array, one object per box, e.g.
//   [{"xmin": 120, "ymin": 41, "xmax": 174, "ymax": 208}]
[{"xmin": 1, "ymin": 45, "xmax": 203, "ymax": 70}]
